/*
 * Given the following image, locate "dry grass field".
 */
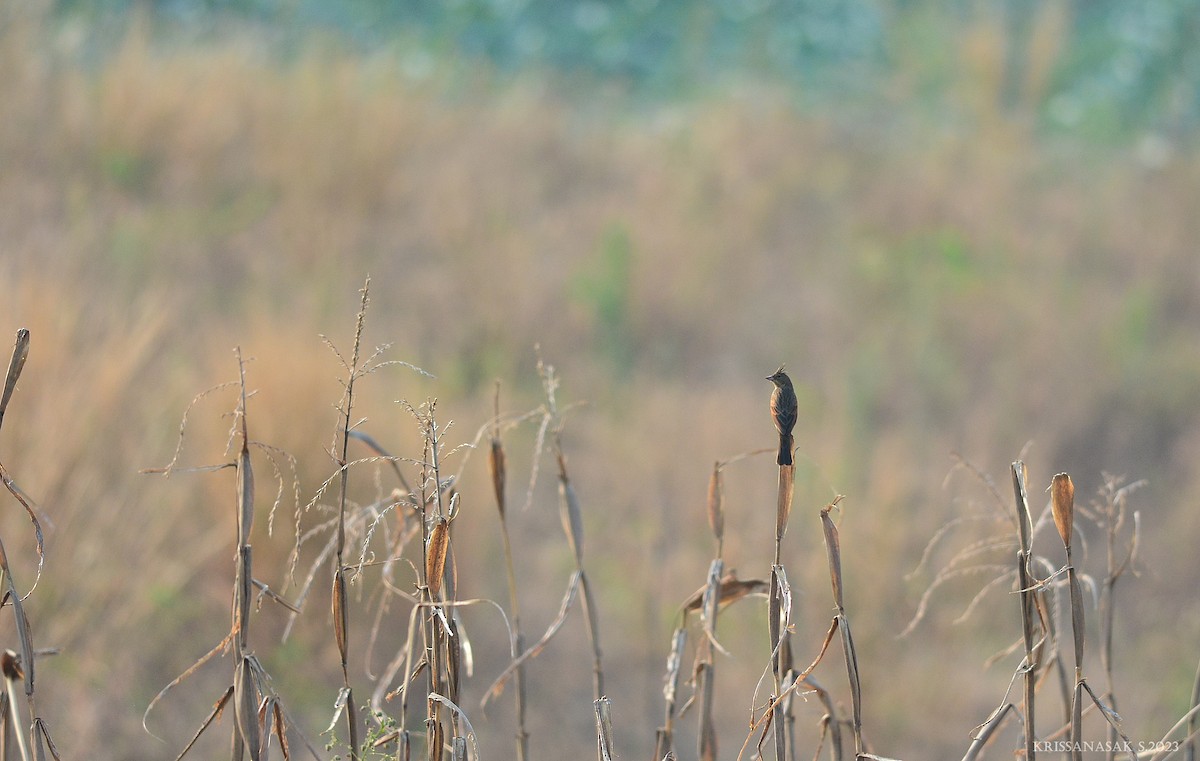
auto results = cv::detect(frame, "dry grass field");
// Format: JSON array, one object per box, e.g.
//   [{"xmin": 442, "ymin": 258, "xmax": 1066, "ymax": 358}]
[{"xmin": 1, "ymin": 6, "xmax": 1199, "ymax": 759}]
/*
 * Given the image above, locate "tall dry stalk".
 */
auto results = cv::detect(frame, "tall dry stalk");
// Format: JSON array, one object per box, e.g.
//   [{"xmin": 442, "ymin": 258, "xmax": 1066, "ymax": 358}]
[
  {"xmin": 480, "ymin": 356, "xmax": 605, "ymax": 752},
  {"xmin": 1012, "ymin": 461, "xmax": 1041, "ymax": 760},
  {"xmin": 769, "ymin": 453, "xmax": 796, "ymax": 759},
  {"xmin": 0, "ymin": 329, "xmax": 60, "ymax": 761},
  {"xmin": 695, "ymin": 463, "xmax": 725, "ymax": 761},
  {"xmin": 532, "ymin": 358, "xmax": 606, "ymax": 700},
  {"xmin": 817, "ymin": 499, "xmax": 863, "ymax": 759},
  {"xmin": 326, "ymin": 282, "xmax": 375, "ymax": 760},
  {"xmin": 595, "ymin": 697, "xmax": 616, "ymax": 761},
  {"xmin": 1093, "ymin": 475, "xmax": 1142, "ymax": 761},
  {"xmin": 1050, "ymin": 473, "xmax": 1135, "ymax": 761},
  {"xmin": 143, "ymin": 348, "xmax": 316, "ymax": 761},
  {"xmin": 488, "ymin": 382, "xmax": 529, "ymax": 761}
]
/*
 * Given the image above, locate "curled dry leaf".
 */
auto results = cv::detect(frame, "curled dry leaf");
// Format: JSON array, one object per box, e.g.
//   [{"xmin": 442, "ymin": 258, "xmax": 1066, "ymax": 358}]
[
  {"xmin": 332, "ymin": 571, "xmax": 348, "ymax": 664},
  {"xmin": 706, "ymin": 463, "xmax": 723, "ymax": 544},
  {"xmin": 427, "ymin": 518, "xmax": 450, "ymax": 597},
  {"xmin": 489, "ymin": 438, "xmax": 506, "ymax": 518},
  {"xmin": 1051, "ymin": 473, "xmax": 1075, "ymax": 549}
]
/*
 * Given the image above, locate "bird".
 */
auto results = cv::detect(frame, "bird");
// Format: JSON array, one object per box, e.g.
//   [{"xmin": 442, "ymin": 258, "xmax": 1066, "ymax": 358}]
[{"xmin": 766, "ymin": 366, "xmax": 797, "ymax": 466}]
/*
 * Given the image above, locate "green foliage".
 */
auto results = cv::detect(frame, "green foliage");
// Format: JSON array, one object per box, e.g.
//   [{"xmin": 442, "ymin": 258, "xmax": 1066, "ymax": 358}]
[
  {"xmin": 52, "ymin": 0, "xmax": 1200, "ymax": 138},
  {"xmin": 571, "ymin": 223, "xmax": 635, "ymax": 373}
]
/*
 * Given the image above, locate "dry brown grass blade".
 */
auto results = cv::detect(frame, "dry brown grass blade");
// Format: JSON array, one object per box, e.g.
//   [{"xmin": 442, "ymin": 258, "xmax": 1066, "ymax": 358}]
[
  {"xmin": 173, "ymin": 686, "xmax": 234, "ymax": 761},
  {"xmin": 0, "ymin": 329, "xmax": 29, "ymax": 431},
  {"xmin": 267, "ymin": 700, "xmax": 292, "ymax": 761},
  {"xmin": 31, "ymin": 718, "xmax": 59, "ymax": 761},
  {"xmin": 143, "ymin": 626, "xmax": 238, "ymax": 734},
  {"xmin": 482, "ymin": 570, "xmax": 581, "ymax": 709},
  {"xmin": 426, "ymin": 518, "xmax": 450, "ymax": 599},
  {"xmin": 820, "ymin": 501, "xmax": 844, "ymax": 610},
  {"xmin": 251, "ymin": 578, "xmax": 302, "ymax": 615},
  {"xmin": 1079, "ymin": 680, "xmax": 1135, "ymax": 761},
  {"xmin": 802, "ymin": 674, "xmax": 844, "ymax": 761},
  {"xmin": 428, "ymin": 693, "xmax": 479, "ymax": 756},
  {"xmin": 346, "ymin": 430, "xmax": 415, "ymax": 498},
  {"xmin": 0, "ymin": 462, "xmax": 46, "ymax": 591}
]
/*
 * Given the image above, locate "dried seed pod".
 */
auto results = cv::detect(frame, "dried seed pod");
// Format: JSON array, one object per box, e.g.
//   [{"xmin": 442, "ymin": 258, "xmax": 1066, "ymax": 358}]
[
  {"xmin": 426, "ymin": 517, "xmax": 450, "ymax": 597},
  {"xmin": 489, "ymin": 437, "xmax": 507, "ymax": 518},
  {"xmin": 1051, "ymin": 473, "xmax": 1075, "ymax": 549},
  {"xmin": 332, "ymin": 570, "xmax": 348, "ymax": 663},
  {"xmin": 706, "ymin": 463, "xmax": 723, "ymax": 544}
]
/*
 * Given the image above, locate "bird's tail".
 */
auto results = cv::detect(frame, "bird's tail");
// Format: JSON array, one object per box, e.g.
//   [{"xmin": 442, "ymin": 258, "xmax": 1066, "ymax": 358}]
[{"xmin": 777, "ymin": 433, "xmax": 793, "ymax": 466}]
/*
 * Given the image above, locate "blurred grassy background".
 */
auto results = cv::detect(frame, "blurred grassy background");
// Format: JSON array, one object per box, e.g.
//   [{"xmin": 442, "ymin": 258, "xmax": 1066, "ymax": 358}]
[{"xmin": 2, "ymin": 0, "xmax": 1200, "ymax": 758}]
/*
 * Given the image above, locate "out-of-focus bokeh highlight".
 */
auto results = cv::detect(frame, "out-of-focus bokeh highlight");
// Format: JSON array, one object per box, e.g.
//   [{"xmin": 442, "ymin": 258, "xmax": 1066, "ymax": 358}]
[{"xmin": 2, "ymin": 0, "xmax": 1200, "ymax": 758}]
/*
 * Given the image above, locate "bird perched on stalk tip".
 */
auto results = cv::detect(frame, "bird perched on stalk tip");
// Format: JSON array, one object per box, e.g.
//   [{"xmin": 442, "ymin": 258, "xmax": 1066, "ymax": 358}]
[{"xmin": 766, "ymin": 366, "xmax": 797, "ymax": 466}]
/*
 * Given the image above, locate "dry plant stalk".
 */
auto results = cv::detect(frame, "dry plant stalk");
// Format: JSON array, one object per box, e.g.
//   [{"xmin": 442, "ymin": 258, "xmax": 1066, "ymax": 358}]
[
  {"xmin": 144, "ymin": 348, "xmax": 315, "ymax": 761},
  {"xmin": 659, "ymin": 461, "xmax": 766, "ymax": 760},
  {"xmin": 327, "ymin": 284, "xmax": 375, "ymax": 761},
  {"xmin": 1051, "ymin": 473, "xmax": 1135, "ymax": 761},
  {"xmin": 694, "ymin": 463, "xmax": 726, "ymax": 761},
  {"xmin": 769, "ymin": 461, "xmax": 796, "ymax": 761},
  {"xmin": 818, "ymin": 499, "xmax": 864, "ymax": 759},
  {"xmin": 1094, "ymin": 475, "xmax": 1142, "ymax": 761},
  {"xmin": 0, "ymin": 329, "xmax": 60, "ymax": 761},
  {"xmin": 480, "ymin": 356, "xmax": 606, "ymax": 758},
  {"xmin": 488, "ymin": 382, "xmax": 530, "ymax": 761},
  {"xmin": 595, "ymin": 697, "xmax": 616, "ymax": 761},
  {"xmin": 541, "ymin": 359, "xmax": 606, "ymax": 699},
  {"xmin": 653, "ymin": 626, "xmax": 687, "ymax": 761},
  {"xmin": 1012, "ymin": 461, "xmax": 1041, "ymax": 760}
]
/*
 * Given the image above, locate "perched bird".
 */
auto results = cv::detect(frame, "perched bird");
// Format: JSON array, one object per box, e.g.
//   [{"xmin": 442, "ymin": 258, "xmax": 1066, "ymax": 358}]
[
  {"xmin": 680, "ymin": 570, "xmax": 769, "ymax": 618},
  {"xmin": 766, "ymin": 366, "xmax": 797, "ymax": 466}
]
